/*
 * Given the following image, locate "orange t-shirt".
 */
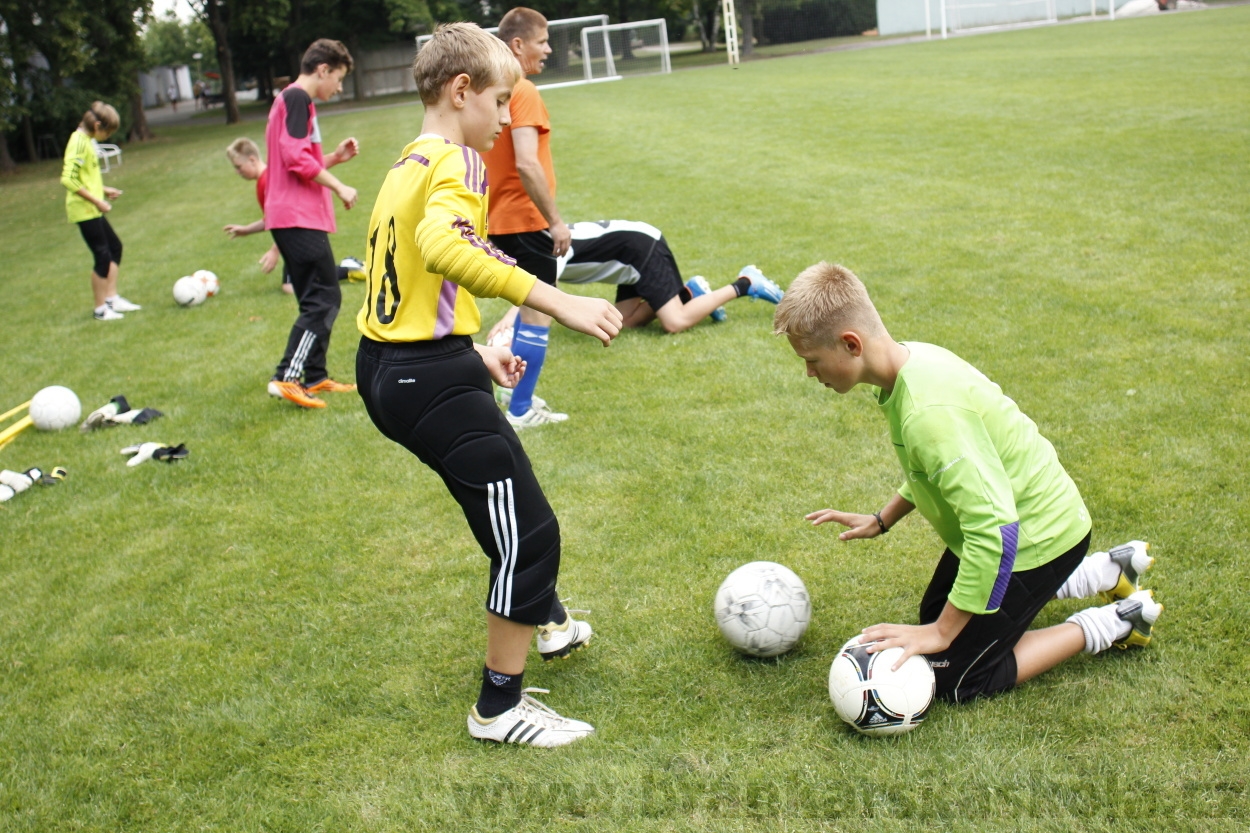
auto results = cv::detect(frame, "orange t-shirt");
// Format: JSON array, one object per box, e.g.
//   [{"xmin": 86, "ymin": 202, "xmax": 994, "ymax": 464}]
[{"xmin": 482, "ymin": 78, "xmax": 555, "ymax": 235}]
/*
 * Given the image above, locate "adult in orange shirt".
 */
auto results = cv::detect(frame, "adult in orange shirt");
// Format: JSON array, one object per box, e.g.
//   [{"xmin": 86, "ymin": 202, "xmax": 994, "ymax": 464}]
[{"xmin": 481, "ymin": 7, "xmax": 571, "ymax": 429}]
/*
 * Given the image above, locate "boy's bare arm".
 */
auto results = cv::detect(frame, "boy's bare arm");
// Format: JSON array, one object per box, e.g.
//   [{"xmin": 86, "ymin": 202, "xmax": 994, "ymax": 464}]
[
  {"xmin": 223, "ymin": 219, "xmax": 266, "ymax": 238},
  {"xmin": 521, "ymin": 280, "xmax": 621, "ymax": 346},
  {"xmin": 511, "ymin": 126, "xmax": 570, "ymax": 257},
  {"xmin": 324, "ymin": 137, "xmax": 359, "ymax": 168},
  {"xmin": 313, "ymin": 168, "xmax": 357, "ymax": 209},
  {"xmin": 807, "ymin": 493, "xmax": 915, "ymax": 541},
  {"xmin": 861, "ymin": 603, "xmax": 974, "ymax": 670},
  {"xmin": 76, "ymin": 187, "xmax": 110, "ymax": 213}
]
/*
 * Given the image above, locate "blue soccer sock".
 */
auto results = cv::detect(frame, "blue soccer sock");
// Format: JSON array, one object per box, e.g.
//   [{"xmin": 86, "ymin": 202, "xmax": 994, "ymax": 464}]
[{"xmin": 508, "ymin": 323, "xmax": 549, "ymax": 416}]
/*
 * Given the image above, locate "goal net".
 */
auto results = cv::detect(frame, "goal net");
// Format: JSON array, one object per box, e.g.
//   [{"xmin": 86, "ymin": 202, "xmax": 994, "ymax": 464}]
[
  {"xmin": 578, "ymin": 19, "xmax": 672, "ymax": 86},
  {"xmin": 416, "ymin": 15, "xmax": 612, "ymax": 89}
]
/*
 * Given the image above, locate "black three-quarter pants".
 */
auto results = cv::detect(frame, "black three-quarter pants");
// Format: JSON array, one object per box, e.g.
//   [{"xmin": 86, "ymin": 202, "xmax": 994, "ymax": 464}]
[
  {"xmin": 270, "ymin": 227, "xmax": 341, "ymax": 385},
  {"xmin": 356, "ymin": 335, "xmax": 567, "ymax": 626},
  {"xmin": 78, "ymin": 216, "xmax": 123, "ymax": 277},
  {"xmin": 920, "ymin": 530, "xmax": 1091, "ymax": 703}
]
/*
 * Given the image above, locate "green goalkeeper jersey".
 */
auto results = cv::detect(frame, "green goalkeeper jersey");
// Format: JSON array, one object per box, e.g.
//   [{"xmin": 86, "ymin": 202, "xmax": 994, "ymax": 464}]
[
  {"xmin": 61, "ymin": 130, "xmax": 104, "ymax": 224},
  {"xmin": 875, "ymin": 343, "xmax": 1090, "ymax": 614}
]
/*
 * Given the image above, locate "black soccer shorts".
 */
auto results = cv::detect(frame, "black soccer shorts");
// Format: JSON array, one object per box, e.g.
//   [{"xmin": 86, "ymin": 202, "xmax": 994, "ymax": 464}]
[
  {"xmin": 489, "ymin": 230, "xmax": 558, "ymax": 286},
  {"xmin": 356, "ymin": 334, "xmax": 566, "ymax": 626},
  {"xmin": 919, "ymin": 530, "xmax": 1091, "ymax": 703}
]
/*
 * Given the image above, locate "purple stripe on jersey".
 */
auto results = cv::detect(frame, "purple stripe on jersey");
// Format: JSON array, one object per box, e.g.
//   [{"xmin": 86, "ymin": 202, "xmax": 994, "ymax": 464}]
[
  {"xmin": 460, "ymin": 145, "xmax": 487, "ymax": 195},
  {"xmin": 392, "ymin": 152, "xmax": 430, "ymax": 169},
  {"xmin": 433, "ymin": 280, "xmax": 458, "ymax": 338},
  {"xmin": 452, "ymin": 217, "xmax": 517, "ymax": 266},
  {"xmin": 988, "ymin": 522, "xmax": 1019, "ymax": 611}
]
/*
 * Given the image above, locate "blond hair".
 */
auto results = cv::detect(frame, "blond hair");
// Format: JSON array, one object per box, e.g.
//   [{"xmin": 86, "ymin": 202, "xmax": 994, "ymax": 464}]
[
  {"xmin": 412, "ymin": 23, "xmax": 522, "ymax": 106},
  {"xmin": 225, "ymin": 137, "xmax": 261, "ymax": 163},
  {"xmin": 773, "ymin": 262, "xmax": 886, "ymax": 346},
  {"xmin": 81, "ymin": 102, "xmax": 120, "ymax": 135}
]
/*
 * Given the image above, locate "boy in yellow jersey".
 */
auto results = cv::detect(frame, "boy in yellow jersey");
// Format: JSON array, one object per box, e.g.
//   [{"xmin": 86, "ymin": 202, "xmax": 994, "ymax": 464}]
[
  {"xmin": 356, "ymin": 23, "xmax": 622, "ymax": 747},
  {"xmin": 775, "ymin": 263, "xmax": 1162, "ymax": 705},
  {"xmin": 61, "ymin": 102, "xmax": 141, "ymax": 321}
]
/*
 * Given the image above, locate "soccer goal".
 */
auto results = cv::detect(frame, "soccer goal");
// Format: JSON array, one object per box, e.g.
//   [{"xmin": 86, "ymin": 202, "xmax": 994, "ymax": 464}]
[
  {"xmin": 416, "ymin": 15, "xmax": 612, "ymax": 89},
  {"xmin": 577, "ymin": 19, "xmax": 672, "ymax": 86}
]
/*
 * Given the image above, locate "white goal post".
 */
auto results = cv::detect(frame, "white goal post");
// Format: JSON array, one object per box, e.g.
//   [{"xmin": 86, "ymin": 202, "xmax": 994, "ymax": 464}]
[
  {"xmin": 417, "ymin": 15, "xmax": 616, "ymax": 90},
  {"xmin": 576, "ymin": 19, "xmax": 672, "ymax": 87}
]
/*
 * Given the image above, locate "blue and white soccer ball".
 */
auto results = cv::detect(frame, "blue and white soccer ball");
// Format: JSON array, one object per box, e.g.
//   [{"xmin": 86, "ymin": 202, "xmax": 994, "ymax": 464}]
[
  {"xmin": 714, "ymin": 561, "xmax": 811, "ymax": 658},
  {"xmin": 29, "ymin": 385, "xmax": 81, "ymax": 431},
  {"xmin": 829, "ymin": 635, "xmax": 935, "ymax": 736}
]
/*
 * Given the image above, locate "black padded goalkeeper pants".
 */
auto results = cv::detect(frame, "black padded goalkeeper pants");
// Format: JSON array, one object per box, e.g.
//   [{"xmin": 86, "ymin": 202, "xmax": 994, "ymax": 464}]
[{"xmin": 356, "ymin": 334, "xmax": 566, "ymax": 626}]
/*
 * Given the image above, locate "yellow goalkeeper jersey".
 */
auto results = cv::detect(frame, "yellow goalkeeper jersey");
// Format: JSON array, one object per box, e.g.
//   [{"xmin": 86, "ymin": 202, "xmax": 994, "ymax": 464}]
[{"xmin": 357, "ymin": 135, "xmax": 537, "ymax": 343}]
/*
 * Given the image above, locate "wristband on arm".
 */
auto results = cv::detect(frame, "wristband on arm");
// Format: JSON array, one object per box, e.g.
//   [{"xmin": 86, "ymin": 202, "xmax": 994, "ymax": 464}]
[{"xmin": 873, "ymin": 512, "xmax": 889, "ymax": 534}]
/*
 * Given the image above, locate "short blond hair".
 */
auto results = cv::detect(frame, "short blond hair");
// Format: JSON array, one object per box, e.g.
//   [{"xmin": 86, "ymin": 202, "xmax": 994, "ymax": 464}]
[
  {"xmin": 225, "ymin": 137, "xmax": 260, "ymax": 163},
  {"xmin": 82, "ymin": 102, "xmax": 120, "ymax": 135},
  {"xmin": 773, "ymin": 262, "xmax": 886, "ymax": 346},
  {"xmin": 413, "ymin": 23, "xmax": 523, "ymax": 106}
]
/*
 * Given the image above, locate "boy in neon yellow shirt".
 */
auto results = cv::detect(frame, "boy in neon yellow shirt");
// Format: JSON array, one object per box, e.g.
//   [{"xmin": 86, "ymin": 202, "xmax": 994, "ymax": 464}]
[
  {"xmin": 61, "ymin": 102, "xmax": 141, "ymax": 321},
  {"xmin": 355, "ymin": 23, "xmax": 622, "ymax": 746},
  {"xmin": 775, "ymin": 262, "xmax": 1163, "ymax": 703}
]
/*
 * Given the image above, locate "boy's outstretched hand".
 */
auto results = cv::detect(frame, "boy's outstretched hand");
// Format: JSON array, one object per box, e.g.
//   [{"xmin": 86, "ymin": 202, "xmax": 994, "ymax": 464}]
[
  {"xmin": 557, "ymin": 294, "xmax": 622, "ymax": 346},
  {"xmin": 806, "ymin": 509, "xmax": 882, "ymax": 540},
  {"xmin": 474, "ymin": 343, "xmax": 527, "ymax": 388},
  {"xmin": 521, "ymin": 281, "xmax": 623, "ymax": 346}
]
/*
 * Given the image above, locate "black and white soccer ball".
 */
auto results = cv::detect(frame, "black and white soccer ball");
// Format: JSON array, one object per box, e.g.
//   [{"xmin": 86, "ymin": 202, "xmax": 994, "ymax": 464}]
[
  {"xmin": 829, "ymin": 635, "xmax": 935, "ymax": 736},
  {"xmin": 714, "ymin": 561, "xmax": 811, "ymax": 658},
  {"xmin": 29, "ymin": 385, "xmax": 81, "ymax": 431}
]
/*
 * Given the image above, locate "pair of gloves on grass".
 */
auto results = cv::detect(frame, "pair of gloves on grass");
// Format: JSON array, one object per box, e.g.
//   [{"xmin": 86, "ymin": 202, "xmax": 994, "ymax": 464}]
[{"xmin": 79, "ymin": 396, "xmax": 188, "ymax": 467}]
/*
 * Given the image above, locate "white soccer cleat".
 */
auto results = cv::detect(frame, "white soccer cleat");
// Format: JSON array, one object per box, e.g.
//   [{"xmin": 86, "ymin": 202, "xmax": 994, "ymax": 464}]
[
  {"xmin": 506, "ymin": 403, "xmax": 568, "ymax": 428},
  {"xmin": 107, "ymin": 296, "xmax": 142, "ymax": 312},
  {"xmin": 467, "ymin": 689, "xmax": 595, "ymax": 747},
  {"xmin": 536, "ymin": 613, "xmax": 592, "ymax": 661},
  {"xmin": 94, "ymin": 306, "xmax": 124, "ymax": 321}
]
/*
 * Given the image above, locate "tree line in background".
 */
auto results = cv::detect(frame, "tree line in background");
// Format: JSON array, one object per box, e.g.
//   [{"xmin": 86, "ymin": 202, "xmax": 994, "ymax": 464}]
[{"xmin": 0, "ymin": 0, "xmax": 873, "ymax": 172}]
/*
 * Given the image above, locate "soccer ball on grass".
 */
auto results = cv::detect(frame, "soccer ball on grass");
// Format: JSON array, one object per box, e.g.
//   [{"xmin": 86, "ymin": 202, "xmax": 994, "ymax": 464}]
[
  {"xmin": 193, "ymin": 269, "xmax": 219, "ymax": 297},
  {"xmin": 714, "ymin": 561, "xmax": 811, "ymax": 658},
  {"xmin": 828, "ymin": 635, "xmax": 935, "ymax": 736},
  {"xmin": 173, "ymin": 276, "xmax": 207, "ymax": 307},
  {"xmin": 29, "ymin": 385, "xmax": 82, "ymax": 431}
]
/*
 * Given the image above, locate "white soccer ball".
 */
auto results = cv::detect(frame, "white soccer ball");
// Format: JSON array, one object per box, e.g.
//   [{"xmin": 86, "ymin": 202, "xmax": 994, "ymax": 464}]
[
  {"xmin": 829, "ymin": 635, "xmax": 935, "ymax": 736},
  {"xmin": 714, "ymin": 561, "xmax": 811, "ymax": 658},
  {"xmin": 173, "ymin": 276, "xmax": 207, "ymax": 306},
  {"xmin": 193, "ymin": 269, "xmax": 219, "ymax": 297},
  {"xmin": 29, "ymin": 385, "xmax": 82, "ymax": 431}
]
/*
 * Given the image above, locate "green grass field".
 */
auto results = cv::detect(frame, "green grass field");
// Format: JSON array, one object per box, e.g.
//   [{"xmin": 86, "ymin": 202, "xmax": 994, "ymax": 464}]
[{"xmin": 2, "ymin": 8, "xmax": 1247, "ymax": 831}]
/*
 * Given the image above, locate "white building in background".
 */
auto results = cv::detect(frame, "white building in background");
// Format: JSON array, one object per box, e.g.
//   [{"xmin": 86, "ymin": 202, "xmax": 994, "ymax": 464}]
[
  {"xmin": 877, "ymin": 0, "xmax": 1127, "ymax": 36},
  {"xmin": 138, "ymin": 65, "xmax": 193, "ymax": 109}
]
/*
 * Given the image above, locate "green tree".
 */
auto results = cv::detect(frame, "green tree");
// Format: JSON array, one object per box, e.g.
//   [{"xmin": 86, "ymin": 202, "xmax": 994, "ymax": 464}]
[{"xmin": 0, "ymin": 0, "xmax": 150, "ymax": 165}]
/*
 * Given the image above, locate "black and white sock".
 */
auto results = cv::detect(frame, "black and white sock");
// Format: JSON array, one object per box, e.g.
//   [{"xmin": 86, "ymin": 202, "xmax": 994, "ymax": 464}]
[{"xmin": 476, "ymin": 666, "xmax": 523, "ymax": 718}]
